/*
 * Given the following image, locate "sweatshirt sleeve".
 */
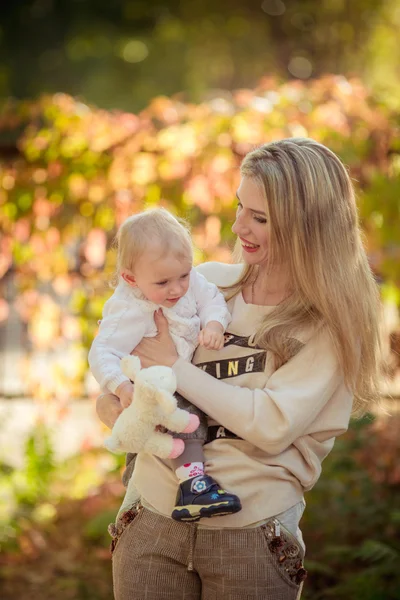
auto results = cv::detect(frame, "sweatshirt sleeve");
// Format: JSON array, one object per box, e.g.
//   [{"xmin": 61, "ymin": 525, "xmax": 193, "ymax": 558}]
[
  {"xmin": 172, "ymin": 328, "xmax": 353, "ymax": 455},
  {"xmin": 191, "ymin": 270, "xmax": 231, "ymax": 330},
  {"xmin": 88, "ymin": 294, "xmax": 147, "ymax": 394}
]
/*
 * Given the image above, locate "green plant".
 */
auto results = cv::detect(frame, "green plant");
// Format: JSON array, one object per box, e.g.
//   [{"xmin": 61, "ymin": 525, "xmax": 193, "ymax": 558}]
[{"xmin": 302, "ymin": 415, "xmax": 400, "ymax": 600}]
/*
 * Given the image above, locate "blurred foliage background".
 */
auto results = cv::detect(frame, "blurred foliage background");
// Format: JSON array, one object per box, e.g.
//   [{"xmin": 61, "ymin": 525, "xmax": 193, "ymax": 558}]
[
  {"xmin": 0, "ymin": 1, "xmax": 400, "ymax": 599},
  {"xmin": 2, "ymin": 0, "xmax": 400, "ymax": 112}
]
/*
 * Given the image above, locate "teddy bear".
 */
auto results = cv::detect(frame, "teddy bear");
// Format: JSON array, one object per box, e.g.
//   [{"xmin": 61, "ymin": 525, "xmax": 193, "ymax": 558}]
[{"xmin": 104, "ymin": 355, "xmax": 199, "ymax": 459}]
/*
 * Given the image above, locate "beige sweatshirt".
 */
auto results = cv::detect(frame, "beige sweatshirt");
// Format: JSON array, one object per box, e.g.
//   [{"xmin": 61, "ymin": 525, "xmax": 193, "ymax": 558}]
[{"xmin": 133, "ymin": 262, "xmax": 354, "ymax": 528}]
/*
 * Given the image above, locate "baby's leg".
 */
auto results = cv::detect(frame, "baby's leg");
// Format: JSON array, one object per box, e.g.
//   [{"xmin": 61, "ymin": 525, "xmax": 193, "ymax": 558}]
[
  {"xmin": 174, "ymin": 392, "xmax": 208, "ymax": 441},
  {"xmin": 169, "ymin": 394, "xmax": 241, "ymax": 522},
  {"xmin": 171, "ymin": 438, "xmax": 205, "ymax": 478},
  {"xmin": 170, "ymin": 393, "xmax": 208, "ymax": 481}
]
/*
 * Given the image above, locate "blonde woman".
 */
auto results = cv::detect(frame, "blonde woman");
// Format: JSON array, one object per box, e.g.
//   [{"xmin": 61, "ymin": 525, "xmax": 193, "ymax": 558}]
[{"xmin": 97, "ymin": 138, "xmax": 381, "ymax": 600}]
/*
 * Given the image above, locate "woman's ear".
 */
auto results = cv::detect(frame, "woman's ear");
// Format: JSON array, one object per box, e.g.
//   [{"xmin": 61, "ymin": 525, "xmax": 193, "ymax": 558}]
[{"xmin": 121, "ymin": 272, "xmax": 136, "ymax": 287}]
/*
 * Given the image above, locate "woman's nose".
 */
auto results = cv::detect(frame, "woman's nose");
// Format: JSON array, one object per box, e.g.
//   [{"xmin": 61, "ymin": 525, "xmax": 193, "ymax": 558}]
[
  {"xmin": 232, "ymin": 214, "xmax": 247, "ymax": 235},
  {"xmin": 232, "ymin": 216, "xmax": 240, "ymax": 234}
]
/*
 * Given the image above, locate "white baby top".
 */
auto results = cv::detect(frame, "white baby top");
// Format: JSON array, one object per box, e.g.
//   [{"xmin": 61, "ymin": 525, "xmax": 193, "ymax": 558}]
[{"xmin": 88, "ymin": 268, "xmax": 231, "ymax": 394}]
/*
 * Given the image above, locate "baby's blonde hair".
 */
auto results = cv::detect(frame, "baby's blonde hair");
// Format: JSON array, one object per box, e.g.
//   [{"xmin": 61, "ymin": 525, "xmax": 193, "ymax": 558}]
[{"xmin": 113, "ymin": 208, "xmax": 193, "ymax": 283}]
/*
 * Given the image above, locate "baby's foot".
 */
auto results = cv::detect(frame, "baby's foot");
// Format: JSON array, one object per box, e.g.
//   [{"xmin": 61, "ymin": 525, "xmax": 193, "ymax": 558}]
[
  {"xmin": 171, "ymin": 474, "xmax": 242, "ymax": 522},
  {"xmin": 182, "ymin": 414, "xmax": 200, "ymax": 434}
]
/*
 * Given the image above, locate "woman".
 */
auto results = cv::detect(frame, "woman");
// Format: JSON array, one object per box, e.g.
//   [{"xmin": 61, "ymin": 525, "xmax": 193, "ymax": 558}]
[{"xmin": 97, "ymin": 138, "xmax": 381, "ymax": 600}]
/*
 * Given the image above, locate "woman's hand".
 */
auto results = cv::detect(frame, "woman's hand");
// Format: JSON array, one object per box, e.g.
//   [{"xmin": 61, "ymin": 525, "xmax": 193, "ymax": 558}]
[
  {"xmin": 115, "ymin": 380, "xmax": 134, "ymax": 408},
  {"xmin": 96, "ymin": 393, "xmax": 123, "ymax": 429},
  {"xmin": 131, "ymin": 309, "xmax": 178, "ymax": 368}
]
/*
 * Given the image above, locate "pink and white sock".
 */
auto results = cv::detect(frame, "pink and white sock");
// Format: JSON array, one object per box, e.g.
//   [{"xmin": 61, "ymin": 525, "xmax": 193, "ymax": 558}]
[{"xmin": 175, "ymin": 462, "xmax": 205, "ymax": 482}]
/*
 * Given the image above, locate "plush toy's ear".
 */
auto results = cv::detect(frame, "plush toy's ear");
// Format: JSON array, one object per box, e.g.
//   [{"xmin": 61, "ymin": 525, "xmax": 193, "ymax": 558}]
[{"xmin": 120, "ymin": 355, "xmax": 141, "ymax": 381}]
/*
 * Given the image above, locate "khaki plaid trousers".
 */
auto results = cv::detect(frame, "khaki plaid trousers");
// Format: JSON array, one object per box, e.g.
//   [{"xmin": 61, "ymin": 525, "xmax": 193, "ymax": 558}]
[{"xmin": 111, "ymin": 506, "xmax": 305, "ymax": 600}]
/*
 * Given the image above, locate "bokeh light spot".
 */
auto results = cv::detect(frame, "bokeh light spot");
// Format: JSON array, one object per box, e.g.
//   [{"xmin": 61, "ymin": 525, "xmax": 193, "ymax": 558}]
[
  {"xmin": 2, "ymin": 175, "xmax": 15, "ymax": 190},
  {"xmin": 288, "ymin": 56, "xmax": 313, "ymax": 79},
  {"xmin": 121, "ymin": 40, "xmax": 149, "ymax": 63},
  {"xmin": 80, "ymin": 202, "xmax": 95, "ymax": 217},
  {"xmin": 261, "ymin": 0, "xmax": 286, "ymax": 16},
  {"xmin": 18, "ymin": 193, "xmax": 32, "ymax": 211}
]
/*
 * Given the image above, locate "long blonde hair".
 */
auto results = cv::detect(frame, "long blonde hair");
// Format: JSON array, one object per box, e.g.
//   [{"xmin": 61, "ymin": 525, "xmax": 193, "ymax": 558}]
[{"xmin": 224, "ymin": 138, "xmax": 382, "ymax": 414}]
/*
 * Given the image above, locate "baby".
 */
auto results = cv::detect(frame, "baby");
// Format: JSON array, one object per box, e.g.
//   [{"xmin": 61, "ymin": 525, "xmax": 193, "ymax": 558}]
[{"xmin": 89, "ymin": 208, "xmax": 241, "ymax": 522}]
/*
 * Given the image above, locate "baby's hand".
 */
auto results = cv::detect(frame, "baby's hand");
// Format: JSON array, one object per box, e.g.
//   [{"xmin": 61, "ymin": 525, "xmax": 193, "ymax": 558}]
[
  {"xmin": 198, "ymin": 321, "xmax": 225, "ymax": 351},
  {"xmin": 116, "ymin": 381, "xmax": 134, "ymax": 409}
]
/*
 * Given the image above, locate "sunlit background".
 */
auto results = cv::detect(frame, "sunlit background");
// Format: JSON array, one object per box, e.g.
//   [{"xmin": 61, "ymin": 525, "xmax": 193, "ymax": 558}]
[{"xmin": 0, "ymin": 2, "xmax": 399, "ymax": 599}]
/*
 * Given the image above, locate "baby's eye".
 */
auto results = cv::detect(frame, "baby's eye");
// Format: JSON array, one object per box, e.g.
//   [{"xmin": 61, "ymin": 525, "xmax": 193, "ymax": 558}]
[
  {"xmin": 157, "ymin": 281, "xmax": 168, "ymax": 286},
  {"xmin": 180, "ymin": 273, "xmax": 189, "ymax": 280}
]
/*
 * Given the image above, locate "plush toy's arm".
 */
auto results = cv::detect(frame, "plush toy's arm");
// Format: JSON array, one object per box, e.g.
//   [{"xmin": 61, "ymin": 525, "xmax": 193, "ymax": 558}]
[
  {"xmin": 154, "ymin": 389, "xmax": 177, "ymax": 415},
  {"xmin": 162, "ymin": 408, "xmax": 192, "ymax": 433},
  {"xmin": 142, "ymin": 431, "xmax": 176, "ymax": 459}
]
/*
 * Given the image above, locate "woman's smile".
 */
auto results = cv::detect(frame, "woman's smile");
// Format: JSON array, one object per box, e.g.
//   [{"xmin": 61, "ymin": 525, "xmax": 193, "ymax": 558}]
[
  {"xmin": 239, "ymin": 237, "xmax": 260, "ymax": 252},
  {"xmin": 232, "ymin": 177, "xmax": 270, "ymax": 265}
]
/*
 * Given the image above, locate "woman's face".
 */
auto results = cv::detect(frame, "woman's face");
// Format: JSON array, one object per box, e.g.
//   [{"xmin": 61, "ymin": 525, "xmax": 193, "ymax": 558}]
[{"xmin": 232, "ymin": 176, "xmax": 271, "ymax": 266}]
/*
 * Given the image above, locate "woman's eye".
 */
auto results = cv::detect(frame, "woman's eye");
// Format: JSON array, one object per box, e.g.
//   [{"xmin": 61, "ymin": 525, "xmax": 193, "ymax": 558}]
[{"xmin": 236, "ymin": 200, "xmax": 266, "ymax": 223}]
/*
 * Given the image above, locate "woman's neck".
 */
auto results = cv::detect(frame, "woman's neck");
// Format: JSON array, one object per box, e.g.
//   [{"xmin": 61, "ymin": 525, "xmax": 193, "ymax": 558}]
[{"xmin": 246, "ymin": 266, "xmax": 292, "ymax": 306}]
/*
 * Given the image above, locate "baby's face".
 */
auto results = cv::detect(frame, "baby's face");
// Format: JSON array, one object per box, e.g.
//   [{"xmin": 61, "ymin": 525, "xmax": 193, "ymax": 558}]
[{"xmin": 132, "ymin": 250, "xmax": 192, "ymax": 307}]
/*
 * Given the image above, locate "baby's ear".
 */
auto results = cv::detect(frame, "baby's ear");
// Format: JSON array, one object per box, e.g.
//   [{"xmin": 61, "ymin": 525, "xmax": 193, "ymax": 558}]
[{"xmin": 121, "ymin": 271, "xmax": 136, "ymax": 287}]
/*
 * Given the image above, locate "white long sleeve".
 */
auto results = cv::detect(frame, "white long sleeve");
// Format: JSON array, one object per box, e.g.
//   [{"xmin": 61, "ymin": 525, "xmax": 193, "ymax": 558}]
[
  {"xmin": 88, "ymin": 287, "xmax": 150, "ymax": 393},
  {"xmin": 190, "ymin": 270, "xmax": 231, "ymax": 330}
]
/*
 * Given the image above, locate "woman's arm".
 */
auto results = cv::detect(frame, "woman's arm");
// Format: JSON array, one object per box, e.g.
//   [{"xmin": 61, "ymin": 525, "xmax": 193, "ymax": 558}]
[
  {"xmin": 96, "ymin": 393, "xmax": 123, "ymax": 429},
  {"xmin": 133, "ymin": 311, "xmax": 353, "ymax": 455},
  {"xmin": 172, "ymin": 338, "xmax": 353, "ymax": 455}
]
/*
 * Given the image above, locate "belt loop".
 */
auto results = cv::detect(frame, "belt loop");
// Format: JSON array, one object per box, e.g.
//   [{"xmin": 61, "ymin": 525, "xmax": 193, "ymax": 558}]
[{"xmin": 187, "ymin": 523, "xmax": 198, "ymax": 572}]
